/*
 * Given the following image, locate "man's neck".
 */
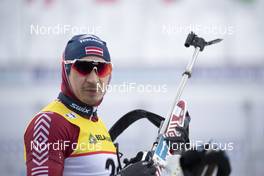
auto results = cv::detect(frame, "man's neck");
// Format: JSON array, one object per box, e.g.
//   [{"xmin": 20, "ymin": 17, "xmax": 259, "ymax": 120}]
[{"xmin": 57, "ymin": 92, "xmax": 98, "ymax": 121}]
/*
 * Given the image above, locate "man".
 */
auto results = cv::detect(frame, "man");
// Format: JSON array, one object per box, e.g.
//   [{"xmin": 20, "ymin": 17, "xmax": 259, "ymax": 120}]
[
  {"xmin": 24, "ymin": 34, "xmax": 231, "ymax": 176},
  {"xmin": 24, "ymin": 34, "xmax": 156, "ymax": 176}
]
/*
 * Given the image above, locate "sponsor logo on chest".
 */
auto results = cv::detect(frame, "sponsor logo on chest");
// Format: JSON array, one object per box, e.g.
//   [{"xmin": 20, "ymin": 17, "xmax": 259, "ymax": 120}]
[{"xmin": 89, "ymin": 133, "xmax": 112, "ymax": 144}]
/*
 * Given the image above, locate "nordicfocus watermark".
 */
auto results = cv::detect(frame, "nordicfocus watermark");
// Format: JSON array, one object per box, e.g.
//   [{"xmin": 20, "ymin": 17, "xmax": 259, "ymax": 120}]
[
  {"xmin": 167, "ymin": 140, "xmax": 234, "ymax": 152},
  {"xmin": 97, "ymin": 82, "xmax": 168, "ymax": 94},
  {"xmin": 30, "ymin": 139, "xmax": 234, "ymax": 152},
  {"xmin": 31, "ymin": 140, "xmax": 102, "ymax": 152},
  {"xmin": 162, "ymin": 24, "xmax": 235, "ymax": 36},
  {"xmin": 30, "ymin": 24, "xmax": 102, "ymax": 35},
  {"xmin": 31, "ymin": 134, "xmax": 112, "ymax": 152}
]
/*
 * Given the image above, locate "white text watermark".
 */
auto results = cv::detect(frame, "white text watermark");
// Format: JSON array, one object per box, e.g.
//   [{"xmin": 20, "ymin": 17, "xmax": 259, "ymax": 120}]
[
  {"xmin": 162, "ymin": 24, "xmax": 235, "ymax": 36},
  {"xmin": 97, "ymin": 82, "xmax": 168, "ymax": 94},
  {"xmin": 30, "ymin": 24, "xmax": 102, "ymax": 35}
]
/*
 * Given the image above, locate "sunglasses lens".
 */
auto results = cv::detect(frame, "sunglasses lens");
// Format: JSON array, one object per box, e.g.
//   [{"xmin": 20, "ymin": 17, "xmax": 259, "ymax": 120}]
[
  {"xmin": 73, "ymin": 61, "xmax": 94, "ymax": 75},
  {"xmin": 72, "ymin": 61, "xmax": 112, "ymax": 77},
  {"xmin": 97, "ymin": 63, "xmax": 112, "ymax": 77}
]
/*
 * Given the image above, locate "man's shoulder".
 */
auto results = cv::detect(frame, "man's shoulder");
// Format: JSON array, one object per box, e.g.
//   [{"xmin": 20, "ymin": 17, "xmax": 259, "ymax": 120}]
[
  {"xmin": 29, "ymin": 111, "xmax": 68, "ymax": 128},
  {"xmin": 24, "ymin": 109, "xmax": 79, "ymax": 142},
  {"xmin": 23, "ymin": 110, "xmax": 80, "ymax": 166}
]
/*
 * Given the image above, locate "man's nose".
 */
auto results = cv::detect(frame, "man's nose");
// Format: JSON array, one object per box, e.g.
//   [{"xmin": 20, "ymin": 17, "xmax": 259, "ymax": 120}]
[{"xmin": 85, "ymin": 67, "xmax": 99, "ymax": 83}]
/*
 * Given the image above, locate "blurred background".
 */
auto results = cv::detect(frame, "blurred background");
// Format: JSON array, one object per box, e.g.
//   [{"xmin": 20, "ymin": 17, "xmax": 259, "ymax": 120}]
[{"xmin": 0, "ymin": 0, "xmax": 263, "ymax": 175}]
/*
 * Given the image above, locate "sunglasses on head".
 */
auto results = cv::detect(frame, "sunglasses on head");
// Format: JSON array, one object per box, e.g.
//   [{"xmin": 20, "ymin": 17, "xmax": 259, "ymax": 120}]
[{"xmin": 64, "ymin": 59, "xmax": 112, "ymax": 78}]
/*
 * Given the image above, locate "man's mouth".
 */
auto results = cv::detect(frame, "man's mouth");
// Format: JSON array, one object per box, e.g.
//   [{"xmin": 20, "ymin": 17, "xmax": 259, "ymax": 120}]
[{"xmin": 83, "ymin": 88, "xmax": 100, "ymax": 93}]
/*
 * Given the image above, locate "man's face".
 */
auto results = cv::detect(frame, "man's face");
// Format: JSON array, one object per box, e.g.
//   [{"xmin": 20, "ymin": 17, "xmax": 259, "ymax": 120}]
[{"xmin": 69, "ymin": 56, "xmax": 111, "ymax": 106}]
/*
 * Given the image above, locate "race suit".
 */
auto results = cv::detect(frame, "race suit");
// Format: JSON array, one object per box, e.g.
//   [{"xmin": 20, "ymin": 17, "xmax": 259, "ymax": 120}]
[{"xmin": 24, "ymin": 96, "xmax": 119, "ymax": 176}]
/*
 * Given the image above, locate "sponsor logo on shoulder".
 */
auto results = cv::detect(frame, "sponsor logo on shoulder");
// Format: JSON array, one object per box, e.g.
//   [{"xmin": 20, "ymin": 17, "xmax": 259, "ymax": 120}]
[{"xmin": 65, "ymin": 112, "xmax": 77, "ymax": 119}]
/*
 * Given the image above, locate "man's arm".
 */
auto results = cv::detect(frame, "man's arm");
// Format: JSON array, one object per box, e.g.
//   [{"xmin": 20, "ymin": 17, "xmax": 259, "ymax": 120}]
[{"xmin": 24, "ymin": 112, "xmax": 79, "ymax": 176}]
